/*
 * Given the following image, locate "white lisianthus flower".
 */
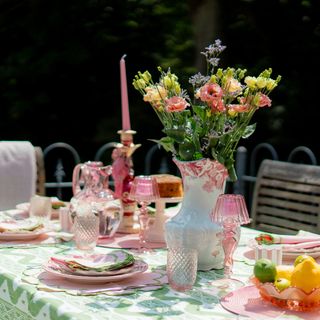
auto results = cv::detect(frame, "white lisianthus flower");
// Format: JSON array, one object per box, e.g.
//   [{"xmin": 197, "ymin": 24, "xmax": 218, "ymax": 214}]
[{"xmin": 226, "ymin": 77, "xmax": 242, "ymax": 93}]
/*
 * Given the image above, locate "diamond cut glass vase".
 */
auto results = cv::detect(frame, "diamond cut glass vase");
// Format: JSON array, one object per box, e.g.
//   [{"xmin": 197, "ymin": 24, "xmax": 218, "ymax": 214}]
[{"xmin": 164, "ymin": 158, "xmax": 228, "ymax": 271}]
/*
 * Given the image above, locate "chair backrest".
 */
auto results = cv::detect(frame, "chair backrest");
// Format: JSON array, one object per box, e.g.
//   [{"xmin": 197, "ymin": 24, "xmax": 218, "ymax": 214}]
[
  {"xmin": 251, "ymin": 159, "xmax": 320, "ymax": 234},
  {"xmin": 35, "ymin": 146, "xmax": 46, "ymax": 196},
  {"xmin": 0, "ymin": 141, "xmax": 46, "ymax": 210}
]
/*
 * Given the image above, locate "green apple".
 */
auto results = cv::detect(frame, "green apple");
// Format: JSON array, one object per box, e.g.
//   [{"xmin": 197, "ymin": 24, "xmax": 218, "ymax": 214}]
[
  {"xmin": 254, "ymin": 258, "xmax": 277, "ymax": 283},
  {"xmin": 274, "ymin": 278, "xmax": 291, "ymax": 291}
]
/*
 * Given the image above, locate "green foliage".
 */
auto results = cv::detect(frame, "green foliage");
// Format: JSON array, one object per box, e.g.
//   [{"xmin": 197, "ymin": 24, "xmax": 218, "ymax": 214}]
[
  {"xmin": 0, "ymin": 0, "xmax": 319, "ymax": 169},
  {"xmin": 0, "ymin": 0, "xmax": 194, "ymax": 165}
]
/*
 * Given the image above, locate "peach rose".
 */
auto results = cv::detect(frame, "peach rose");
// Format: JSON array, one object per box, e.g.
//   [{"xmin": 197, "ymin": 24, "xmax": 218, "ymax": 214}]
[
  {"xmin": 199, "ymin": 83, "xmax": 223, "ymax": 102},
  {"xmin": 228, "ymin": 104, "xmax": 249, "ymax": 116},
  {"xmin": 255, "ymin": 93, "xmax": 272, "ymax": 108},
  {"xmin": 199, "ymin": 83, "xmax": 225, "ymax": 112},
  {"xmin": 165, "ymin": 96, "xmax": 189, "ymax": 112}
]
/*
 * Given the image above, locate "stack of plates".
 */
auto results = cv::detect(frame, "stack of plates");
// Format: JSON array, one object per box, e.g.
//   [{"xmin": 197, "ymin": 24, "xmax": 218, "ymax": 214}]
[{"xmin": 43, "ymin": 250, "xmax": 148, "ymax": 283}]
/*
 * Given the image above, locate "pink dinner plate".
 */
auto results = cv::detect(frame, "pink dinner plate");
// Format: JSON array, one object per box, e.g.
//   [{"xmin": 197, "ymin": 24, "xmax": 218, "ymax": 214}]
[
  {"xmin": 0, "ymin": 229, "xmax": 47, "ymax": 241},
  {"xmin": 221, "ymin": 285, "xmax": 320, "ymax": 319},
  {"xmin": 43, "ymin": 259, "xmax": 148, "ymax": 284}
]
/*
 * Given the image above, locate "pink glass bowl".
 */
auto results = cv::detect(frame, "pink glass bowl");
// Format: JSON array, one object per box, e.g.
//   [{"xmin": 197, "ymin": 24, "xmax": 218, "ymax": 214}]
[{"xmin": 251, "ymin": 277, "xmax": 320, "ymax": 312}]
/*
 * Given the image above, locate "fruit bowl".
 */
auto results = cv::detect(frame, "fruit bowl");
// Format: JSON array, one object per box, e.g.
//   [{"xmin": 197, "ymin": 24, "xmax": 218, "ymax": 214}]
[{"xmin": 251, "ymin": 277, "xmax": 320, "ymax": 311}]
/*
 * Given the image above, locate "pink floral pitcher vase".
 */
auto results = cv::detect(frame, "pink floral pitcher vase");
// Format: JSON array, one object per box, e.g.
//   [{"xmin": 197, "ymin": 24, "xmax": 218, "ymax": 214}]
[{"xmin": 164, "ymin": 158, "xmax": 228, "ymax": 271}]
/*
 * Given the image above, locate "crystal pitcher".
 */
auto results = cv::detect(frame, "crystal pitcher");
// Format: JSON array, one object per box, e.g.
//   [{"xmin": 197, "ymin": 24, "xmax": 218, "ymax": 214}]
[{"xmin": 70, "ymin": 161, "xmax": 123, "ymax": 238}]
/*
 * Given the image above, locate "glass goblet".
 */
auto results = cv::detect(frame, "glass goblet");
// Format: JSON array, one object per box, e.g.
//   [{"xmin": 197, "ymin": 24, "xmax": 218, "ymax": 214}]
[
  {"xmin": 211, "ymin": 194, "xmax": 250, "ymax": 290},
  {"xmin": 129, "ymin": 175, "xmax": 160, "ymax": 253}
]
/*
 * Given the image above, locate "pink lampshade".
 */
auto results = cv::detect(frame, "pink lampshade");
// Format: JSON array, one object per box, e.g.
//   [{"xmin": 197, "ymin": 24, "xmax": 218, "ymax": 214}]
[
  {"xmin": 211, "ymin": 194, "xmax": 251, "ymax": 225},
  {"xmin": 129, "ymin": 176, "xmax": 160, "ymax": 203}
]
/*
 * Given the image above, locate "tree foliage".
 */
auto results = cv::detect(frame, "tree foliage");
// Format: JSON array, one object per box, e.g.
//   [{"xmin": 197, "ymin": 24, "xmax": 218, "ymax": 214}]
[{"xmin": 0, "ymin": 0, "xmax": 319, "ymax": 169}]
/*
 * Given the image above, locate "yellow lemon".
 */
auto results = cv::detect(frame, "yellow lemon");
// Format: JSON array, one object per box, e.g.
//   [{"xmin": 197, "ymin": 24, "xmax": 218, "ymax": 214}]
[
  {"xmin": 291, "ymin": 259, "xmax": 320, "ymax": 293},
  {"xmin": 294, "ymin": 254, "xmax": 315, "ymax": 267},
  {"xmin": 275, "ymin": 265, "xmax": 294, "ymax": 281}
]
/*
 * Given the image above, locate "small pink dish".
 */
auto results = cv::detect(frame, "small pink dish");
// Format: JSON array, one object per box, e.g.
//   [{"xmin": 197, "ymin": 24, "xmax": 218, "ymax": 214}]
[{"xmin": 251, "ymin": 277, "xmax": 320, "ymax": 312}]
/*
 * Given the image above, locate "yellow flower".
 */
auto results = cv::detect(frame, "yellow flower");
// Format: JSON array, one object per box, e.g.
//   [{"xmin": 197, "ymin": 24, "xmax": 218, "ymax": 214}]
[
  {"xmin": 141, "ymin": 71, "xmax": 151, "ymax": 82},
  {"xmin": 143, "ymin": 86, "xmax": 167, "ymax": 102},
  {"xmin": 163, "ymin": 75, "xmax": 174, "ymax": 89},
  {"xmin": 132, "ymin": 78, "xmax": 146, "ymax": 90},
  {"xmin": 174, "ymin": 83, "xmax": 181, "ymax": 94},
  {"xmin": 210, "ymin": 75, "xmax": 217, "ymax": 83},
  {"xmin": 163, "ymin": 74, "xmax": 180, "ymax": 94},
  {"xmin": 228, "ymin": 109, "xmax": 237, "ymax": 117},
  {"xmin": 266, "ymin": 79, "xmax": 278, "ymax": 90},
  {"xmin": 244, "ymin": 76, "xmax": 257, "ymax": 89},
  {"xmin": 256, "ymin": 77, "xmax": 267, "ymax": 89}
]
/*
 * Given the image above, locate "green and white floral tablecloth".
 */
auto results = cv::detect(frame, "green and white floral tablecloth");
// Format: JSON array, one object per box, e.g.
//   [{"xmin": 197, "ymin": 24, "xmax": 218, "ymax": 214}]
[{"xmin": 0, "ymin": 227, "xmax": 278, "ymax": 320}]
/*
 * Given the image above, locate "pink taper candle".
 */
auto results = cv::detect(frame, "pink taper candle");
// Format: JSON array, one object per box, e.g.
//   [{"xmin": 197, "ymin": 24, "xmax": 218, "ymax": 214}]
[{"xmin": 120, "ymin": 54, "xmax": 131, "ymax": 131}]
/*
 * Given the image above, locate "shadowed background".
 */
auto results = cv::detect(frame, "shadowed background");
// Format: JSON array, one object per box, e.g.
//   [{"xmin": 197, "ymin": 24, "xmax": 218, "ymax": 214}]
[{"xmin": 0, "ymin": 0, "xmax": 319, "ymax": 176}]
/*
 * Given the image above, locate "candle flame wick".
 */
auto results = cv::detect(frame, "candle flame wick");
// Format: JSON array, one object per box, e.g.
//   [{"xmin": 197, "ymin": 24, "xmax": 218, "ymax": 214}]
[{"xmin": 121, "ymin": 54, "xmax": 127, "ymax": 60}]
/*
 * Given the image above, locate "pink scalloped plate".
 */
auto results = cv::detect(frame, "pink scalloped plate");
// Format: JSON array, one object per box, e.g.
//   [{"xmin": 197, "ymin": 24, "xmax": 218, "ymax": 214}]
[
  {"xmin": 221, "ymin": 285, "xmax": 320, "ymax": 319},
  {"xmin": 251, "ymin": 277, "xmax": 320, "ymax": 312}
]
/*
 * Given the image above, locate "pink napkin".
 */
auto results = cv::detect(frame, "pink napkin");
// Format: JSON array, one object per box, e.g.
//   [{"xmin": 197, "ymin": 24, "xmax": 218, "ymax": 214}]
[
  {"xmin": 98, "ymin": 232, "xmax": 166, "ymax": 249},
  {"xmin": 255, "ymin": 233, "xmax": 320, "ymax": 245},
  {"xmin": 251, "ymin": 232, "xmax": 320, "ymax": 254}
]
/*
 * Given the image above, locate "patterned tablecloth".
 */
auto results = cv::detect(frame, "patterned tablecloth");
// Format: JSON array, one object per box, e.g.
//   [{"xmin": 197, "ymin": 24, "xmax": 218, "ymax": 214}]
[{"xmin": 0, "ymin": 227, "xmax": 315, "ymax": 320}]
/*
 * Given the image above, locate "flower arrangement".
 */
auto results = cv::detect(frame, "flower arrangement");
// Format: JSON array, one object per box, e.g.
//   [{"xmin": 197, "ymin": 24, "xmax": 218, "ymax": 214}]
[{"xmin": 133, "ymin": 40, "xmax": 281, "ymax": 181}]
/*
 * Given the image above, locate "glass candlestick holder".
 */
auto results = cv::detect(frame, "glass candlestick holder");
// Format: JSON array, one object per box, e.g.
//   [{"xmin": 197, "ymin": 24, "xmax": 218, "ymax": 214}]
[
  {"xmin": 210, "ymin": 194, "xmax": 250, "ymax": 291},
  {"xmin": 129, "ymin": 175, "xmax": 160, "ymax": 253}
]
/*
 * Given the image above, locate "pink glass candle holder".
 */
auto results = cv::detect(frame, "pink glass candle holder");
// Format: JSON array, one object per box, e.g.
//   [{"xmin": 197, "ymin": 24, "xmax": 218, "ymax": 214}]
[
  {"xmin": 129, "ymin": 175, "xmax": 160, "ymax": 253},
  {"xmin": 211, "ymin": 194, "xmax": 250, "ymax": 289},
  {"xmin": 212, "ymin": 194, "xmax": 251, "ymax": 226}
]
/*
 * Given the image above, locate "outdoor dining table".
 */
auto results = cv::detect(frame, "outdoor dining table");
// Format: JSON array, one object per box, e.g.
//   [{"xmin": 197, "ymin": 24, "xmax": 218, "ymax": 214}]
[{"xmin": 0, "ymin": 226, "xmax": 317, "ymax": 320}]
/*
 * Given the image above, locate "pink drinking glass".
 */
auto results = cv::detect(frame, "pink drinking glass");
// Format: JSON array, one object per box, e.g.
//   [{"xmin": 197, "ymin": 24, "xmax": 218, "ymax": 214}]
[
  {"xmin": 211, "ymin": 194, "xmax": 250, "ymax": 290},
  {"xmin": 129, "ymin": 176, "xmax": 160, "ymax": 253}
]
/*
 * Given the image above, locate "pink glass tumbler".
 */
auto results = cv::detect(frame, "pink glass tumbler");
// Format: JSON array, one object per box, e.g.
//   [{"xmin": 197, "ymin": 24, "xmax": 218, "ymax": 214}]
[{"xmin": 129, "ymin": 175, "xmax": 160, "ymax": 253}]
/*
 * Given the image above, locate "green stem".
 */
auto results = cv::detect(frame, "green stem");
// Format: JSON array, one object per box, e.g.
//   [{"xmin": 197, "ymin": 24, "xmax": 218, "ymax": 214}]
[{"xmin": 221, "ymin": 107, "xmax": 257, "ymax": 160}]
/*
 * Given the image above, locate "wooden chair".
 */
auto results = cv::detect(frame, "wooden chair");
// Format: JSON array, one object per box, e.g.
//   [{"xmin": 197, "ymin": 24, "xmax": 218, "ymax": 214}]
[
  {"xmin": 35, "ymin": 146, "xmax": 46, "ymax": 196},
  {"xmin": 250, "ymin": 159, "xmax": 320, "ymax": 234}
]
